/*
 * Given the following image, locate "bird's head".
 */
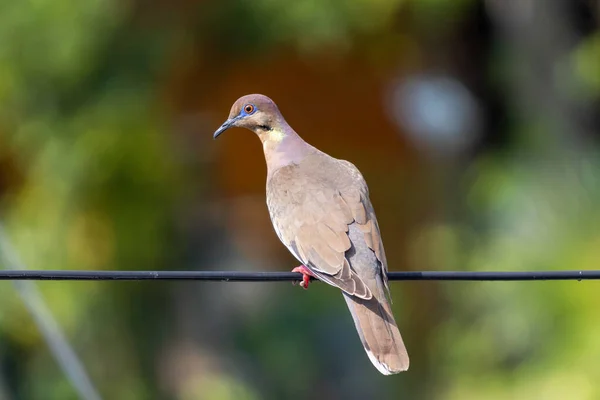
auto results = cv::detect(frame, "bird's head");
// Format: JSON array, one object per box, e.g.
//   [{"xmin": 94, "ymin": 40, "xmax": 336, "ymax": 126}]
[{"xmin": 213, "ymin": 94, "xmax": 287, "ymax": 143}]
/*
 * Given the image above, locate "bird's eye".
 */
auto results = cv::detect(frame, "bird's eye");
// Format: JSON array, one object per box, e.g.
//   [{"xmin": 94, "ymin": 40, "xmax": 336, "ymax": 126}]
[{"xmin": 244, "ymin": 104, "xmax": 255, "ymax": 114}]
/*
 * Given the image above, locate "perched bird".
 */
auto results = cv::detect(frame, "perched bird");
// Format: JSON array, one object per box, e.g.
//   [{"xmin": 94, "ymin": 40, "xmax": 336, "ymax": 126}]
[{"xmin": 214, "ymin": 94, "xmax": 409, "ymax": 374}]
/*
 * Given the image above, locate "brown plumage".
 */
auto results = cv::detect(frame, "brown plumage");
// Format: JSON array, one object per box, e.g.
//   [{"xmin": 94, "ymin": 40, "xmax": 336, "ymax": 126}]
[{"xmin": 214, "ymin": 94, "xmax": 409, "ymax": 374}]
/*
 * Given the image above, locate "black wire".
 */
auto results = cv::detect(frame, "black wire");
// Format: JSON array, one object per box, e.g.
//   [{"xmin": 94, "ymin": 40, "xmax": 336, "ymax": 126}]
[{"xmin": 0, "ymin": 270, "xmax": 598, "ymax": 281}]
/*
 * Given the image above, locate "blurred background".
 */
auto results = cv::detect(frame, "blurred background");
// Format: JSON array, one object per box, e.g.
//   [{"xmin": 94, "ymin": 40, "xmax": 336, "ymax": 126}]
[{"xmin": 1, "ymin": 0, "xmax": 600, "ymax": 398}]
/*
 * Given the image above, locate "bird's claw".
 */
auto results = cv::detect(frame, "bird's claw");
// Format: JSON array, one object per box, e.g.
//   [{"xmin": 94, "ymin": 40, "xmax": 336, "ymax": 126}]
[{"xmin": 292, "ymin": 265, "xmax": 314, "ymax": 290}]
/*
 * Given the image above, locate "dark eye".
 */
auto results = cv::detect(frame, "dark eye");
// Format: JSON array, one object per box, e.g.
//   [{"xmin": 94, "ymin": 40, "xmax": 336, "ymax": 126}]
[{"xmin": 244, "ymin": 104, "xmax": 255, "ymax": 114}]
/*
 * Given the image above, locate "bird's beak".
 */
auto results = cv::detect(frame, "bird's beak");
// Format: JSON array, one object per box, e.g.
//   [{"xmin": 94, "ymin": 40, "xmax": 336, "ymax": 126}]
[{"xmin": 213, "ymin": 116, "xmax": 241, "ymax": 139}]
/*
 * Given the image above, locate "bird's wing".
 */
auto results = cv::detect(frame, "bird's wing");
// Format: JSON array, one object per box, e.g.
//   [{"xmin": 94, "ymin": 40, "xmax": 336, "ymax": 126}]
[
  {"xmin": 267, "ymin": 157, "xmax": 388, "ymax": 299},
  {"xmin": 338, "ymin": 159, "xmax": 392, "ymax": 298}
]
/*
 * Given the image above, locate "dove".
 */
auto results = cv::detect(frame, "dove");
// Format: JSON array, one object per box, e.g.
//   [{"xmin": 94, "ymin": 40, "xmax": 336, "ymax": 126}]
[{"xmin": 214, "ymin": 94, "xmax": 409, "ymax": 374}]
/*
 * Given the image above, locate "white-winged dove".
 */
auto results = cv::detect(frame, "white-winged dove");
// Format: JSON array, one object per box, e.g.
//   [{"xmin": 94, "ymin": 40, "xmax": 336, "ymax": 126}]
[{"xmin": 214, "ymin": 94, "xmax": 409, "ymax": 374}]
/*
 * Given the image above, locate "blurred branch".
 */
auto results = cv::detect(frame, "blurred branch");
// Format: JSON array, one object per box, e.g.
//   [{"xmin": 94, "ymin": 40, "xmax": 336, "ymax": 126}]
[
  {"xmin": 0, "ymin": 225, "xmax": 101, "ymax": 400},
  {"xmin": 0, "ymin": 370, "xmax": 12, "ymax": 400}
]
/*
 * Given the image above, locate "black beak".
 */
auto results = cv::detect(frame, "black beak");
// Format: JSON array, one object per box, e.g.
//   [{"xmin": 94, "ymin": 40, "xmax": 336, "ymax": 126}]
[{"xmin": 213, "ymin": 116, "xmax": 241, "ymax": 139}]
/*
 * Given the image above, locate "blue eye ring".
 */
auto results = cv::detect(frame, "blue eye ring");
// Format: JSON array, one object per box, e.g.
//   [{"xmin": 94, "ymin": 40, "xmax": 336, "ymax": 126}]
[{"xmin": 243, "ymin": 104, "xmax": 256, "ymax": 115}]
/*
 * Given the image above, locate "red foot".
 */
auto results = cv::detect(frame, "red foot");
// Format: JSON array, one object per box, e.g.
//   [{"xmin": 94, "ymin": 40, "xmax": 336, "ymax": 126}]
[{"xmin": 292, "ymin": 265, "xmax": 315, "ymax": 290}]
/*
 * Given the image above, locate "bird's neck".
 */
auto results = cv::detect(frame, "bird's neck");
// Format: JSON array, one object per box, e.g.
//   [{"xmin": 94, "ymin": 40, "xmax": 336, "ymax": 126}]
[{"xmin": 260, "ymin": 123, "xmax": 314, "ymax": 176}]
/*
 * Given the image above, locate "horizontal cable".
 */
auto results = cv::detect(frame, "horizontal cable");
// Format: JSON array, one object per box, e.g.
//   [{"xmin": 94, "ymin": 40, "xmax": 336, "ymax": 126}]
[{"xmin": 0, "ymin": 270, "xmax": 598, "ymax": 281}]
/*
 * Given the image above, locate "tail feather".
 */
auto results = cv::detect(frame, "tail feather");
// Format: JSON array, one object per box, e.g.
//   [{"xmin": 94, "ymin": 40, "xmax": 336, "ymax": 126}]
[
  {"xmin": 343, "ymin": 292, "xmax": 409, "ymax": 374},
  {"xmin": 343, "ymin": 223, "xmax": 409, "ymax": 374}
]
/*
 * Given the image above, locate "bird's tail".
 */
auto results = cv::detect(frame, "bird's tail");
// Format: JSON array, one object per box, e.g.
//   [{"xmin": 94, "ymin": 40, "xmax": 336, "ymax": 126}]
[{"xmin": 342, "ymin": 292, "xmax": 409, "ymax": 374}]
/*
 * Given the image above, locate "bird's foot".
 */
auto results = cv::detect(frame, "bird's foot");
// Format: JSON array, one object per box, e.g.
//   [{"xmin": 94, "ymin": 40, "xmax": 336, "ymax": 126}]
[{"xmin": 292, "ymin": 265, "xmax": 314, "ymax": 289}]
